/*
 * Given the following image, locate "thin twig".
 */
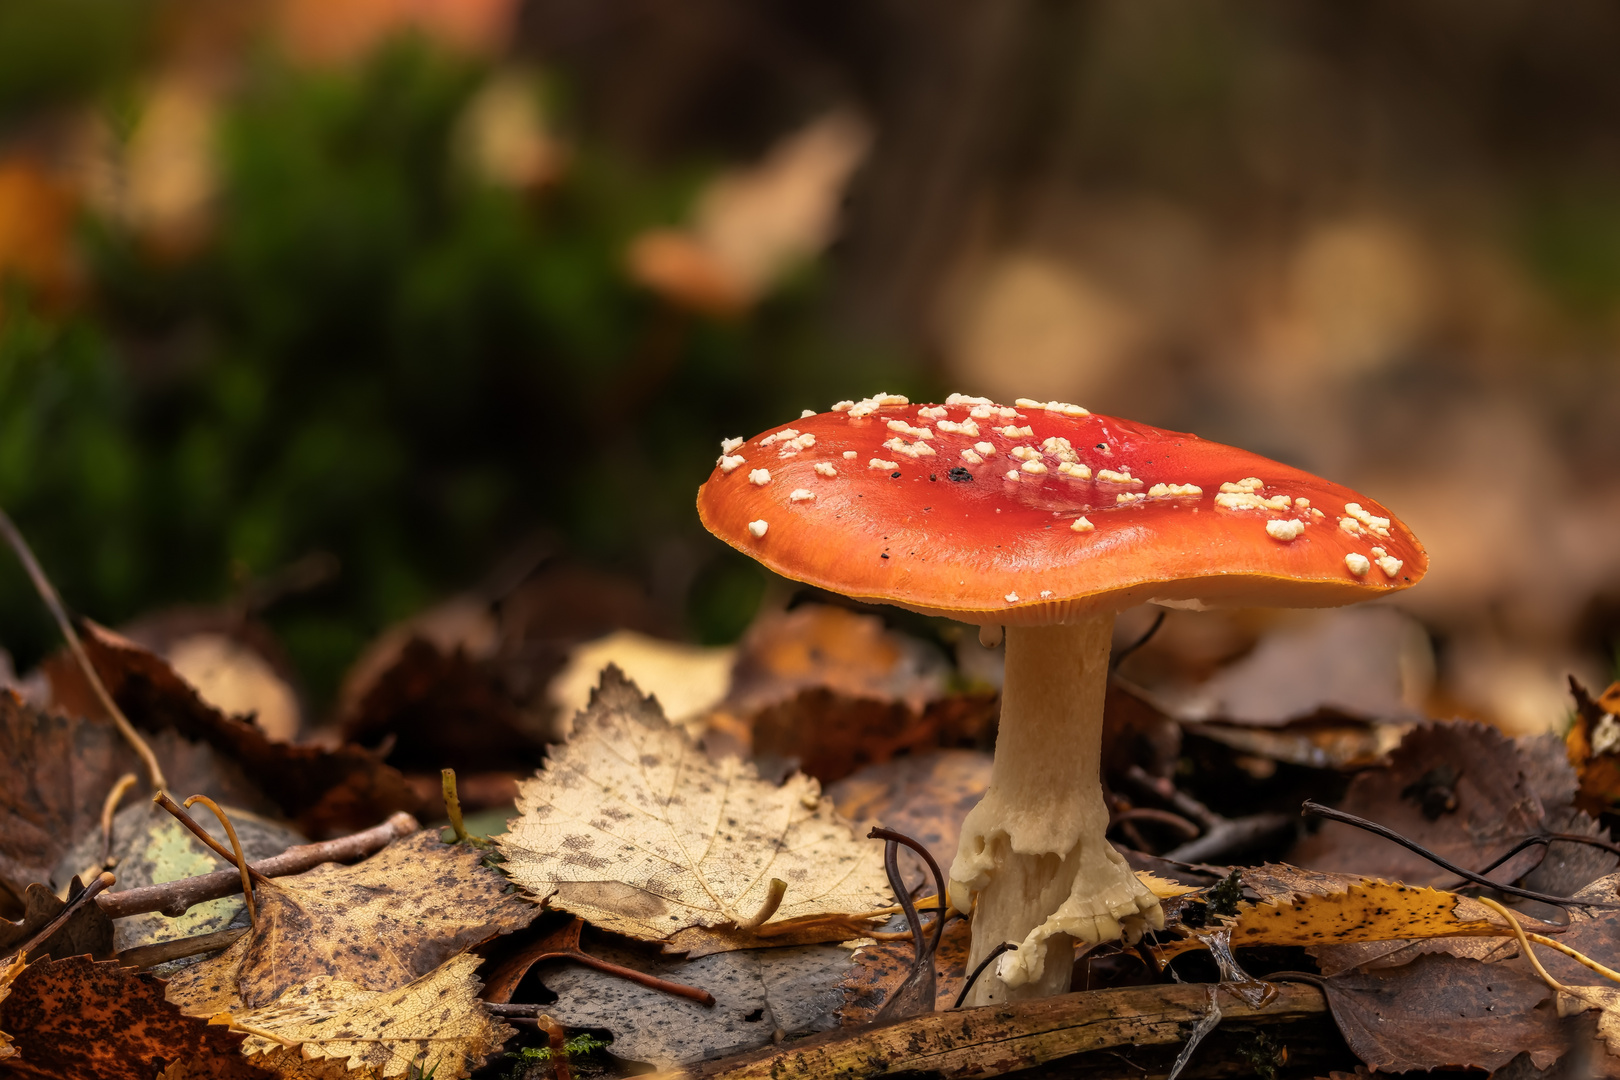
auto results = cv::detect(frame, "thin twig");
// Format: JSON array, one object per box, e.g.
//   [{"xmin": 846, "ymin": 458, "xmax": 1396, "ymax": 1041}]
[
  {"xmin": 1476, "ymin": 897, "xmax": 1571, "ymax": 994},
  {"xmin": 98, "ymin": 811, "xmax": 418, "ymax": 920},
  {"xmin": 183, "ymin": 794, "xmax": 257, "ymax": 928},
  {"xmin": 1301, "ymin": 801, "xmax": 1620, "ymax": 909},
  {"xmin": 953, "ymin": 942, "xmax": 1015, "ymax": 1009},
  {"xmin": 152, "ymin": 792, "xmax": 274, "ymax": 887},
  {"xmin": 1111, "ymin": 611, "xmax": 1166, "ymax": 673},
  {"xmin": 1475, "ymin": 831, "xmax": 1620, "ymax": 876},
  {"xmin": 0, "ymin": 505, "xmax": 166, "ymax": 791},
  {"xmin": 115, "ymin": 927, "xmax": 248, "ymax": 969},
  {"xmin": 99, "ymin": 772, "xmax": 137, "ymax": 868},
  {"xmin": 1110, "ymin": 808, "xmax": 1201, "ymax": 839}
]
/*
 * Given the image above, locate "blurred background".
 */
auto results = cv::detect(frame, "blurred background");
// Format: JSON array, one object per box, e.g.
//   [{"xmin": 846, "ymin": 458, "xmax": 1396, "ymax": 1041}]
[{"xmin": 2, "ymin": 0, "xmax": 1619, "ymax": 738}]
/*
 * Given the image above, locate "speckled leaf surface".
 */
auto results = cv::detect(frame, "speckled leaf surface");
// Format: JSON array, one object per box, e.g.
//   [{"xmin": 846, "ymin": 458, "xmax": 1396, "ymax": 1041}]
[
  {"xmin": 0, "ymin": 955, "xmax": 268, "ymax": 1079},
  {"xmin": 539, "ymin": 939, "xmax": 851, "ymax": 1067},
  {"xmin": 165, "ymin": 830, "xmax": 536, "ymax": 1012},
  {"xmin": 498, "ymin": 668, "xmax": 890, "ymax": 942},
  {"xmin": 230, "ymin": 954, "xmax": 510, "ymax": 1080}
]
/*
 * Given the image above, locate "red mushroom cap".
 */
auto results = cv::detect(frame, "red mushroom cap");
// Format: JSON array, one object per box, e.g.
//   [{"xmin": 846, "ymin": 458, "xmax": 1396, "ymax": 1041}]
[{"xmin": 696, "ymin": 394, "xmax": 1428, "ymax": 625}]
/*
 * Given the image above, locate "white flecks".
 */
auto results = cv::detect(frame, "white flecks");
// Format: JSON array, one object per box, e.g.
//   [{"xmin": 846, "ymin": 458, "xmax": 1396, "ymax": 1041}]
[
  {"xmin": 748, "ymin": 519, "xmax": 769, "ymax": 538},
  {"xmin": 759, "ymin": 428, "xmax": 799, "ymax": 447},
  {"xmin": 886, "ymin": 419, "xmax": 935, "ymax": 439},
  {"xmin": 1005, "ymin": 470, "xmax": 1020, "ymax": 481},
  {"xmin": 1343, "ymin": 502, "xmax": 1392, "ymax": 538},
  {"xmin": 969, "ymin": 405, "xmax": 994, "ymax": 420},
  {"xmin": 721, "ymin": 436, "xmax": 745, "ymax": 454},
  {"xmin": 717, "ymin": 454, "xmax": 746, "ymax": 473},
  {"xmin": 1041, "ymin": 436, "xmax": 1079, "ymax": 463},
  {"xmin": 1265, "ymin": 518, "xmax": 1306, "ymax": 541},
  {"xmin": 1009, "ymin": 445, "xmax": 1042, "ymax": 461},
  {"xmin": 843, "ymin": 451, "xmax": 858, "ymax": 459},
  {"xmin": 1217, "ymin": 491, "xmax": 1293, "ymax": 512},
  {"xmin": 789, "ymin": 489, "xmax": 815, "ymax": 502},
  {"xmin": 1345, "ymin": 552, "xmax": 1371, "ymax": 576},
  {"xmin": 995, "ymin": 406, "xmax": 1021, "ymax": 420},
  {"xmin": 1221, "ymin": 478, "xmax": 1265, "ymax": 494},
  {"xmin": 800, "ymin": 409, "xmax": 817, "ymax": 418},
  {"xmin": 1310, "ymin": 508, "xmax": 1325, "ymax": 519},
  {"xmin": 845, "ymin": 392, "xmax": 910, "ymax": 418},
  {"xmin": 1004, "ymin": 591, "xmax": 1021, "ymax": 603},
  {"xmin": 1020, "ymin": 460, "xmax": 1048, "ymax": 475},
  {"xmin": 832, "ymin": 400, "xmax": 855, "ymax": 412},
  {"xmin": 1016, "ymin": 398, "xmax": 1090, "ymax": 417},
  {"xmin": 997, "ymin": 425, "xmax": 1034, "ymax": 438},
  {"xmin": 960, "ymin": 449, "xmax": 984, "ymax": 464},
  {"xmin": 1376, "ymin": 554, "xmax": 1404, "ymax": 578},
  {"xmin": 883, "ymin": 436, "xmax": 936, "ymax": 458},
  {"xmin": 1117, "ymin": 492, "xmax": 1146, "ymax": 505},
  {"xmin": 946, "ymin": 393, "xmax": 995, "ymax": 407},
  {"xmin": 869, "ymin": 458, "xmax": 900, "ymax": 470},
  {"xmin": 748, "ymin": 468, "xmax": 772, "ymax": 485},
  {"xmin": 1371, "ymin": 546, "xmax": 1387, "ymax": 559},
  {"xmin": 918, "ymin": 405, "xmax": 948, "ymax": 420},
  {"xmin": 814, "ymin": 462, "xmax": 838, "ymax": 477},
  {"xmin": 1147, "ymin": 482, "xmax": 1203, "ymax": 498},
  {"xmin": 1096, "ymin": 468, "xmax": 1140, "ymax": 486},
  {"xmin": 974, "ymin": 441, "xmax": 995, "ymax": 455},
  {"xmin": 937, "ymin": 418, "xmax": 981, "ymax": 437},
  {"xmin": 1294, "ymin": 497, "xmax": 1311, "ymax": 509},
  {"xmin": 1071, "ymin": 516, "xmax": 1095, "ymax": 532},
  {"xmin": 1057, "ymin": 461, "xmax": 1092, "ymax": 479},
  {"xmin": 1339, "ymin": 517, "xmax": 1364, "ymax": 536}
]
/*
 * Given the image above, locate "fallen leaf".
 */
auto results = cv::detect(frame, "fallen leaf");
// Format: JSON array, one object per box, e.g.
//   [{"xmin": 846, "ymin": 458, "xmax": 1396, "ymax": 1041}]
[
  {"xmin": 0, "ymin": 953, "xmax": 22, "ymax": 1061},
  {"xmin": 550, "ymin": 630, "xmax": 735, "ymax": 733},
  {"xmin": 1181, "ymin": 718, "xmax": 1407, "ymax": 770},
  {"xmin": 0, "ymin": 954, "xmax": 267, "ymax": 1078},
  {"xmin": 1289, "ymin": 721, "xmax": 1548, "ymax": 887},
  {"xmin": 498, "ymin": 668, "xmax": 890, "ymax": 944},
  {"xmin": 49, "ymin": 621, "xmax": 423, "ymax": 837},
  {"xmin": 1321, "ymin": 953, "xmax": 1564, "ymax": 1073},
  {"xmin": 228, "ymin": 954, "xmax": 509, "ymax": 1080},
  {"xmin": 165, "ymin": 830, "xmax": 536, "ymax": 1012},
  {"xmin": 537, "ymin": 938, "xmax": 852, "ymax": 1068},
  {"xmin": 1159, "ymin": 878, "xmax": 1559, "ymax": 961},
  {"xmin": 839, "ymin": 916, "xmax": 972, "ymax": 1023},
  {"xmin": 0, "ymin": 878, "xmax": 114, "ymax": 962},
  {"xmin": 828, "ymin": 749, "xmax": 992, "ymax": 895},
  {"xmin": 660, "ymin": 911, "xmax": 888, "ymax": 959},
  {"xmin": 1567, "ymin": 678, "xmax": 1620, "ymax": 816}
]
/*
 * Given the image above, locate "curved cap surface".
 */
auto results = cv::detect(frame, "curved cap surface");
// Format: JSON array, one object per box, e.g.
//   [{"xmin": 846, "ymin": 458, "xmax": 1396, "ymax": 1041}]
[{"xmin": 697, "ymin": 394, "xmax": 1428, "ymax": 625}]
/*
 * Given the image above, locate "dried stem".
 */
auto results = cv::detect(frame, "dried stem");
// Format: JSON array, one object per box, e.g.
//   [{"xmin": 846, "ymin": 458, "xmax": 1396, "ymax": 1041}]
[
  {"xmin": 737, "ymin": 879, "xmax": 788, "ymax": 930},
  {"xmin": 183, "ymin": 794, "xmax": 257, "ymax": 927},
  {"xmin": 6, "ymin": 871, "xmax": 116, "ymax": 963},
  {"xmin": 116, "ymin": 927, "xmax": 247, "ymax": 969},
  {"xmin": 0, "ymin": 505, "xmax": 166, "ymax": 792},
  {"xmin": 99, "ymin": 811, "xmax": 418, "ymax": 920},
  {"xmin": 1302, "ymin": 800, "xmax": 1620, "ymax": 909},
  {"xmin": 152, "ymin": 791, "xmax": 273, "ymax": 887},
  {"xmin": 484, "ymin": 918, "xmax": 715, "ymax": 1007},
  {"xmin": 442, "ymin": 768, "xmax": 468, "ymax": 843},
  {"xmin": 99, "ymin": 772, "xmax": 137, "ymax": 868},
  {"xmin": 1476, "ymin": 897, "xmax": 1570, "ymax": 994}
]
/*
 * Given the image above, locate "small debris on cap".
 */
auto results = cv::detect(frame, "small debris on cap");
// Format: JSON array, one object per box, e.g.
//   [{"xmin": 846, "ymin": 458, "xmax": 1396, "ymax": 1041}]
[
  {"xmin": 1265, "ymin": 518, "xmax": 1305, "ymax": 541},
  {"xmin": 748, "ymin": 468, "xmax": 771, "ymax": 486},
  {"xmin": 1376, "ymin": 554, "xmax": 1403, "ymax": 577},
  {"xmin": 947, "ymin": 466, "xmax": 973, "ymax": 482},
  {"xmin": 718, "ymin": 454, "xmax": 746, "ymax": 473},
  {"xmin": 1345, "ymin": 552, "xmax": 1370, "ymax": 576},
  {"xmin": 721, "ymin": 436, "xmax": 744, "ymax": 453},
  {"xmin": 790, "ymin": 489, "xmax": 815, "ymax": 502},
  {"xmin": 814, "ymin": 462, "xmax": 838, "ymax": 477},
  {"xmin": 800, "ymin": 409, "xmax": 816, "ymax": 418},
  {"xmin": 748, "ymin": 519, "xmax": 769, "ymax": 538},
  {"xmin": 1004, "ymin": 591, "xmax": 1020, "ymax": 603},
  {"xmin": 1070, "ymin": 516, "xmax": 1094, "ymax": 532}
]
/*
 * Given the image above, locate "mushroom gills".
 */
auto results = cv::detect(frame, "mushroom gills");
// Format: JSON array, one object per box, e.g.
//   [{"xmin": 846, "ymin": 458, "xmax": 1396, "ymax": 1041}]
[{"xmin": 948, "ymin": 614, "xmax": 1164, "ymax": 1005}]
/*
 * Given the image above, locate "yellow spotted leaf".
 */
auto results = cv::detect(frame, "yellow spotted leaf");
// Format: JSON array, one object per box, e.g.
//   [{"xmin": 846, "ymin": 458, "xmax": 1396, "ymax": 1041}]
[
  {"xmin": 228, "ymin": 954, "xmax": 509, "ymax": 1080},
  {"xmin": 1159, "ymin": 880, "xmax": 1559, "ymax": 960},
  {"xmin": 498, "ymin": 668, "xmax": 892, "ymax": 945}
]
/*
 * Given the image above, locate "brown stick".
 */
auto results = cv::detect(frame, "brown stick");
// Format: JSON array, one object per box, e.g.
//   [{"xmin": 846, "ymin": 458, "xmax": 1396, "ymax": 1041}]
[
  {"xmin": 152, "ymin": 792, "xmax": 276, "ymax": 888},
  {"xmin": 115, "ymin": 927, "xmax": 248, "ymax": 970},
  {"xmin": 0, "ymin": 505, "xmax": 166, "ymax": 792},
  {"xmin": 184, "ymin": 794, "xmax": 258, "ymax": 927},
  {"xmin": 98, "ymin": 811, "xmax": 419, "ymax": 919},
  {"xmin": 650, "ymin": 982, "xmax": 1327, "ymax": 1080},
  {"xmin": 5, "ymin": 872, "xmax": 116, "ymax": 963}
]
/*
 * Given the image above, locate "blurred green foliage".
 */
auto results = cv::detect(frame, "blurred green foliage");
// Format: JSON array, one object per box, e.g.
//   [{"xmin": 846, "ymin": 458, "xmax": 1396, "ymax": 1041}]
[{"xmin": 0, "ymin": 38, "xmax": 915, "ymax": 703}]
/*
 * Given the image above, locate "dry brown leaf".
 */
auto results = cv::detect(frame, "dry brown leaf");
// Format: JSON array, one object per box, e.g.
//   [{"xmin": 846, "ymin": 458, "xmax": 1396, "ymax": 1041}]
[
  {"xmin": 1158, "ymin": 879, "xmax": 1558, "ymax": 961},
  {"xmin": 0, "ymin": 952, "xmax": 23, "ymax": 1062},
  {"xmin": 498, "ymin": 668, "xmax": 891, "ymax": 944},
  {"xmin": 661, "ymin": 910, "xmax": 888, "ymax": 958},
  {"xmin": 228, "ymin": 954, "xmax": 510, "ymax": 1080},
  {"xmin": 166, "ymin": 830, "xmax": 536, "ymax": 1012}
]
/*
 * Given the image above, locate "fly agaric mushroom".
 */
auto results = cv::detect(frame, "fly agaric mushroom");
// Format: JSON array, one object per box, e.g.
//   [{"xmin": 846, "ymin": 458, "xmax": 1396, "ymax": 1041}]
[{"xmin": 696, "ymin": 392, "xmax": 1427, "ymax": 1005}]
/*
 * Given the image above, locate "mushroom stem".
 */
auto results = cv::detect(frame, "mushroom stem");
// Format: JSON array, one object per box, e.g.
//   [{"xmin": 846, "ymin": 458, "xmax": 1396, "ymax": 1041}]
[{"xmin": 949, "ymin": 613, "xmax": 1163, "ymax": 1006}]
